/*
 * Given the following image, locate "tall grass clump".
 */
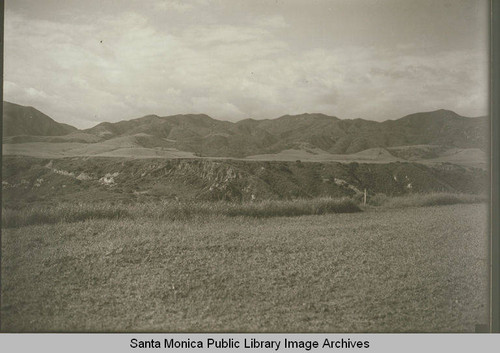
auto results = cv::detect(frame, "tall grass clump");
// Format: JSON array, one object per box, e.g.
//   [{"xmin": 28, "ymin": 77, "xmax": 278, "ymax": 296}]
[
  {"xmin": 374, "ymin": 192, "xmax": 487, "ymax": 209},
  {"xmin": 2, "ymin": 203, "xmax": 132, "ymax": 229},
  {"xmin": 2, "ymin": 197, "xmax": 361, "ymax": 228},
  {"xmin": 222, "ymin": 197, "xmax": 360, "ymax": 218}
]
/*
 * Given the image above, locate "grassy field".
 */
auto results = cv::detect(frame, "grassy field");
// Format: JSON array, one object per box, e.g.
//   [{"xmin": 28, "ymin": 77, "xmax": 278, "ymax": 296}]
[
  {"xmin": 0, "ymin": 202, "xmax": 489, "ymax": 332},
  {"xmin": 2, "ymin": 141, "xmax": 198, "ymax": 159},
  {"xmin": 4, "ymin": 142, "xmax": 487, "ymax": 169}
]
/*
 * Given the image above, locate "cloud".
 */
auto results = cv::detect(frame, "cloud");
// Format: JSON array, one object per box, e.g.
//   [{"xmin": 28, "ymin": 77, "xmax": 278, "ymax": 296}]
[
  {"xmin": 255, "ymin": 15, "xmax": 289, "ymax": 29},
  {"xmin": 154, "ymin": 1, "xmax": 195, "ymax": 12},
  {"xmin": 3, "ymin": 6, "xmax": 489, "ymax": 129},
  {"xmin": 146, "ymin": 0, "xmax": 210, "ymax": 13}
]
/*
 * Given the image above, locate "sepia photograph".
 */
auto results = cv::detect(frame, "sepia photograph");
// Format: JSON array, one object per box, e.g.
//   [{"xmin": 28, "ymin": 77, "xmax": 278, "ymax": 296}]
[{"xmin": 1, "ymin": 0, "xmax": 492, "ymax": 333}]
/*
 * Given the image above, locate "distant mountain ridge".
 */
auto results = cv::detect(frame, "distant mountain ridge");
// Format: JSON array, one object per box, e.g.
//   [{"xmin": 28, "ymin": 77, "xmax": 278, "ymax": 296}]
[{"xmin": 2, "ymin": 101, "xmax": 488, "ymax": 157}]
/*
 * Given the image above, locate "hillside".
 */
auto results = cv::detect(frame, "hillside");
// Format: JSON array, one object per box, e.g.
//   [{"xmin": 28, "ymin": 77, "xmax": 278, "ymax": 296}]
[
  {"xmin": 2, "ymin": 157, "xmax": 487, "ymax": 206},
  {"xmin": 2, "ymin": 101, "xmax": 78, "ymax": 137},
  {"xmin": 3, "ymin": 102, "xmax": 488, "ymax": 162},
  {"xmin": 84, "ymin": 113, "xmax": 276, "ymax": 157},
  {"xmin": 381, "ymin": 110, "xmax": 487, "ymax": 150}
]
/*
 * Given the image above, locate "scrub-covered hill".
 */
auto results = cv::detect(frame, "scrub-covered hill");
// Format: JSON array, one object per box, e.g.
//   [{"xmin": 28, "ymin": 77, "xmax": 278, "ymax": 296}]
[{"xmin": 2, "ymin": 157, "xmax": 487, "ymax": 207}]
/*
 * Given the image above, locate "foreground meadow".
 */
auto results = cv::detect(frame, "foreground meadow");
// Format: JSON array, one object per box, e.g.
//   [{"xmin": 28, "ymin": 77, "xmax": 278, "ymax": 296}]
[{"xmin": 1, "ymin": 203, "xmax": 488, "ymax": 332}]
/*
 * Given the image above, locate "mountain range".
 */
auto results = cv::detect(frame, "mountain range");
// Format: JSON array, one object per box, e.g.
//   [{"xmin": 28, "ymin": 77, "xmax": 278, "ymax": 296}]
[{"xmin": 2, "ymin": 101, "xmax": 488, "ymax": 158}]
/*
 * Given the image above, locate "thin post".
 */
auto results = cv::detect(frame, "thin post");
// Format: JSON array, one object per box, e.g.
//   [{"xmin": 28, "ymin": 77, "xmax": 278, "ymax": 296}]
[{"xmin": 363, "ymin": 188, "xmax": 367, "ymax": 206}]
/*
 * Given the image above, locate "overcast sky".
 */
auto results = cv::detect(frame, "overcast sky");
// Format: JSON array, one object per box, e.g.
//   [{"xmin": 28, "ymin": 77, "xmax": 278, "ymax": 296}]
[{"xmin": 4, "ymin": 0, "xmax": 490, "ymax": 128}]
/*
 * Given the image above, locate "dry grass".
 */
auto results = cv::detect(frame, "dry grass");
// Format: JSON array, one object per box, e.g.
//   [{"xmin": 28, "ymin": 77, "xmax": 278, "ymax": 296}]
[
  {"xmin": 2, "ymin": 193, "xmax": 487, "ymax": 229},
  {"xmin": 368, "ymin": 192, "xmax": 486, "ymax": 208},
  {"xmin": 2, "ymin": 197, "xmax": 360, "ymax": 228},
  {"xmin": 0, "ymin": 204, "xmax": 489, "ymax": 332}
]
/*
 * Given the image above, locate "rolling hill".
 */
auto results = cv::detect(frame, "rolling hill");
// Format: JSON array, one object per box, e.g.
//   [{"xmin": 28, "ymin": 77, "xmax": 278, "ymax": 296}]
[{"xmin": 2, "ymin": 101, "xmax": 78, "ymax": 137}]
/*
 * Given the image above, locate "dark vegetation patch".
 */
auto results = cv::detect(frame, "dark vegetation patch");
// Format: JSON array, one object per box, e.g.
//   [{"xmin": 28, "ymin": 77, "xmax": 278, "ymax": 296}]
[{"xmin": 2, "ymin": 198, "xmax": 360, "ymax": 228}]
